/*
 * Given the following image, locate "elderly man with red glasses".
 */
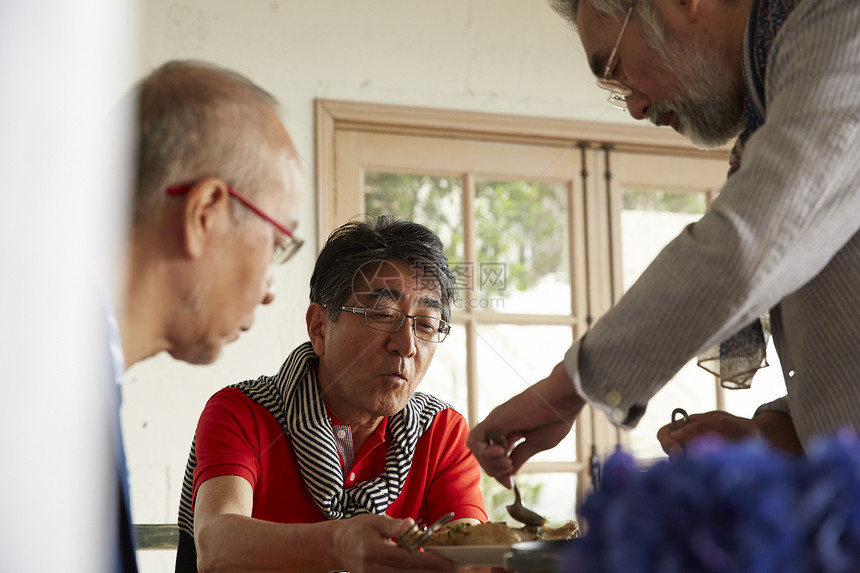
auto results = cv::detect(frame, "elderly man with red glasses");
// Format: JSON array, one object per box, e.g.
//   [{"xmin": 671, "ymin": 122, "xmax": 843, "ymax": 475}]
[
  {"xmin": 470, "ymin": 0, "xmax": 860, "ymax": 482},
  {"xmin": 126, "ymin": 60, "xmax": 304, "ymax": 367},
  {"xmin": 175, "ymin": 216, "xmax": 487, "ymax": 573},
  {"xmin": 113, "ymin": 60, "xmax": 304, "ymax": 572}
]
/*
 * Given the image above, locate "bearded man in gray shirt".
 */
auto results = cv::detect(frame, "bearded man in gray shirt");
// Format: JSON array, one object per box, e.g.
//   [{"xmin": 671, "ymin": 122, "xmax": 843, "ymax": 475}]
[{"xmin": 470, "ymin": 0, "xmax": 860, "ymax": 482}]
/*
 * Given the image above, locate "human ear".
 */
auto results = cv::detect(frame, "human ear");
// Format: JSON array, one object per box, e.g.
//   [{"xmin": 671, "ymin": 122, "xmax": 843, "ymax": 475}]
[
  {"xmin": 181, "ymin": 177, "xmax": 231, "ymax": 259},
  {"xmin": 306, "ymin": 303, "xmax": 328, "ymax": 357}
]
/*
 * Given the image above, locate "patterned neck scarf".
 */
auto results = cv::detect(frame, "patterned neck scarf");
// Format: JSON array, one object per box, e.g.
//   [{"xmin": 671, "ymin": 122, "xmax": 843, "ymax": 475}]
[
  {"xmin": 177, "ymin": 342, "xmax": 449, "ymax": 537},
  {"xmin": 697, "ymin": 0, "xmax": 799, "ymax": 388}
]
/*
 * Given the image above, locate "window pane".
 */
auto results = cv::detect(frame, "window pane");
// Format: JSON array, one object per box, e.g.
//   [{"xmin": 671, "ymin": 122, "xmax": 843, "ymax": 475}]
[
  {"xmin": 481, "ymin": 472, "xmax": 579, "ymax": 527},
  {"xmin": 474, "ymin": 179, "xmax": 571, "ymax": 315},
  {"xmin": 476, "ymin": 324, "xmax": 577, "ymax": 462},
  {"xmin": 620, "ymin": 189, "xmax": 713, "ymax": 460},
  {"xmin": 364, "ymin": 172, "xmax": 465, "ymax": 262},
  {"xmin": 421, "ymin": 324, "xmax": 468, "ymax": 417},
  {"xmin": 620, "ymin": 189, "xmax": 706, "ymax": 291}
]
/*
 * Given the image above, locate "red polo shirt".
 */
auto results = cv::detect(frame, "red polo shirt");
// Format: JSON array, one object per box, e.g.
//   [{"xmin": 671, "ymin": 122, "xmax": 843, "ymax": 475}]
[{"xmin": 192, "ymin": 387, "xmax": 487, "ymax": 525}]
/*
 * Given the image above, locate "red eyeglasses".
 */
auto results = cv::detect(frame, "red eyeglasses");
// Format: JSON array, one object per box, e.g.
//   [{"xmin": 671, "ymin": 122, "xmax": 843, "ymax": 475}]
[{"xmin": 167, "ymin": 183, "xmax": 303, "ymax": 264}]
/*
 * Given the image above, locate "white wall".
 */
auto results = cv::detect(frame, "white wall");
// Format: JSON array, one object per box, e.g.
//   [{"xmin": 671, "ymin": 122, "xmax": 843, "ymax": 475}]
[{"xmin": 123, "ymin": 1, "xmax": 636, "ymax": 569}]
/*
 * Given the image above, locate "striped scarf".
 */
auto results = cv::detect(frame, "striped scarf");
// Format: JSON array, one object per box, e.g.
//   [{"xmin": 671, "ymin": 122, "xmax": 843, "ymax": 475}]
[{"xmin": 177, "ymin": 342, "xmax": 448, "ymax": 537}]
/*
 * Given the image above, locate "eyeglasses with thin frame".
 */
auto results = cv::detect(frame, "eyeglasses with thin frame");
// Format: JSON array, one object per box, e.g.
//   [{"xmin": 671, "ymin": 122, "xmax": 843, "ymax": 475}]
[
  {"xmin": 596, "ymin": 5, "xmax": 634, "ymax": 110},
  {"xmin": 166, "ymin": 183, "xmax": 304, "ymax": 264},
  {"xmin": 338, "ymin": 305, "xmax": 451, "ymax": 343}
]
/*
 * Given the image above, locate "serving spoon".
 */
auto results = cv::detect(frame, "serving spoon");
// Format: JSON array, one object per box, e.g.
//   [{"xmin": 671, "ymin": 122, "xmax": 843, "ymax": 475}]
[{"xmin": 486, "ymin": 431, "xmax": 547, "ymax": 528}]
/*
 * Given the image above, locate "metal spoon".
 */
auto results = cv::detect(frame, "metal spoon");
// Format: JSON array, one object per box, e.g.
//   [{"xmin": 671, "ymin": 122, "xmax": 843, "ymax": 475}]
[{"xmin": 486, "ymin": 431, "xmax": 547, "ymax": 528}]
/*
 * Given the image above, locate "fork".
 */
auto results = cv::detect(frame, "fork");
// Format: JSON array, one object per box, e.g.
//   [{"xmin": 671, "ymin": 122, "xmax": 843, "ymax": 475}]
[{"xmin": 396, "ymin": 511, "xmax": 455, "ymax": 552}]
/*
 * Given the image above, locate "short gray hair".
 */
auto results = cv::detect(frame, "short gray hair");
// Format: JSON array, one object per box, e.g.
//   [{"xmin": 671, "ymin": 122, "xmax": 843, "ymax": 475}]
[{"xmin": 133, "ymin": 60, "xmax": 282, "ymax": 225}]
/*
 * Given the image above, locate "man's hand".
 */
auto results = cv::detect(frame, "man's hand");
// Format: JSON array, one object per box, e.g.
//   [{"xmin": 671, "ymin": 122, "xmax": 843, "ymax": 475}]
[
  {"xmin": 468, "ymin": 362, "xmax": 584, "ymax": 488},
  {"xmin": 331, "ymin": 514, "xmax": 454, "ymax": 573},
  {"xmin": 656, "ymin": 410, "xmax": 758, "ymax": 456},
  {"xmin": 656, "ymin": 410, "xmax": 803, "ymax": 456}
]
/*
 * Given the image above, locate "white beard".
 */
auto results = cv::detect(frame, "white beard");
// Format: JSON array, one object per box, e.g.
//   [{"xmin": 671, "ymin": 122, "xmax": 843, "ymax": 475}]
[{"xmin": 648, "ymin": 37, "xmax": 744, "ymax": 149}]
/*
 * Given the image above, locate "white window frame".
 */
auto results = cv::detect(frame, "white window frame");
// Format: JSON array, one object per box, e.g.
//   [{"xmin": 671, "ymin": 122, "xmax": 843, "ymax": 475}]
[{"xmin": 315, "ymin": 99, "xmax": 732, "ymax": 507}]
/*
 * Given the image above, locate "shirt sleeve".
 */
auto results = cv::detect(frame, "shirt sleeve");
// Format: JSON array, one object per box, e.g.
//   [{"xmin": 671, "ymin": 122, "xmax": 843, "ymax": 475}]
[
  {"xmin": 422, "ymin": 409, "xmax": 488, "ymax": 523},
  {"xmin": 192, "ymin": 388, "xmax": 263, "ymax": 504},
  {"xmin": 566, "ymin": 0, "xmax": 860, "ymax": 427}
]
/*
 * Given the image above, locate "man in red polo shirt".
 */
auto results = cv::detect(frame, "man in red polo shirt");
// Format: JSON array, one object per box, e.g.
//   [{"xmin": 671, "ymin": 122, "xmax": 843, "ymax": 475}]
[{"xmin": 176, "ymin": 216, "xmax": 486, "ymax": 573}]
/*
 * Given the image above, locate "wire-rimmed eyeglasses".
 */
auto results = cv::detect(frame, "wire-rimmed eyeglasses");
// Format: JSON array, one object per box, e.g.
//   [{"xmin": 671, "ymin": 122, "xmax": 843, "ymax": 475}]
[
  {"xmin": 167, "ymin": 183, "xmax": 303, "ymax": 264},
  {"xmin": 596, "ymin": 5, "xmax": 634, "ymax": 110},
  {"xmin": 339, "ymin": 305, "xmax": 451, "ymax": 343}
]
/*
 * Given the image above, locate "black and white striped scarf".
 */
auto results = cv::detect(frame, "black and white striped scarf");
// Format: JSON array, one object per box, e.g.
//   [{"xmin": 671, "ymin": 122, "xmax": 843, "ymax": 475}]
[{"xmin": 177, "ymin": 341, "xmax": 448, "ymax": 537}]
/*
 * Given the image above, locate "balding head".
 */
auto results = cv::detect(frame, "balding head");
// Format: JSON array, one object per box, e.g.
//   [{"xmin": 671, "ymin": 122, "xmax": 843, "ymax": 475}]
[
  {"xmin": 134, "ymin": 60, "xmax": 296, "ymax": 226},
  {"xmin": 121, "ymin": 60, "xmax": 304, "ymax": 367}
]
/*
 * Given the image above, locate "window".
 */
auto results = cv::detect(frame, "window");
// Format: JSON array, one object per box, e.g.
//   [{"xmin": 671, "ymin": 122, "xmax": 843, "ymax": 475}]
[
  {"xmin": 315, "ymin": 99, "xmax": 786, "ymax": 519},
  {"xmin": 606, "ymin": 149, "xmax": 788, "ymax": 460}
]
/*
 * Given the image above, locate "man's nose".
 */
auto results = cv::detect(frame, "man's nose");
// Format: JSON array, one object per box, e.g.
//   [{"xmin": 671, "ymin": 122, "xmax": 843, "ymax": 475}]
[
  {"xmin": 388, "ymin": 319, "xmax": 418, "ymax": 356},
  {"xmin": 261, "ymin": 271, "xmax": 276, "ymax": 305},
  {"xmin": 625, "ymin": 91, "xmax": 650, "ymax": 121}
]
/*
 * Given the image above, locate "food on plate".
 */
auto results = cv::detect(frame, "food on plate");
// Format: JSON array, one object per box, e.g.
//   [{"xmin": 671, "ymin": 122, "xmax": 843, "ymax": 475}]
[{"xmin": 423, "ymin": 520, "xmax": 579, "ymax": 547}]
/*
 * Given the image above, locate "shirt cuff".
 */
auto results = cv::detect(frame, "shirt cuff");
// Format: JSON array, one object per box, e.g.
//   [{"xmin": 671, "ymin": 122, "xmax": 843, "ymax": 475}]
[{"xmin": 563, "ymin": 339, "xmax": 648, "ymax": 429}]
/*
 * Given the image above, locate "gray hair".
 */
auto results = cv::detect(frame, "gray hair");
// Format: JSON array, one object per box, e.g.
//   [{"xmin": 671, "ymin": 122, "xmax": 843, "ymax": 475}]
[
  {"xmin": 548, "ymin": 0, "xmax": 667, "ymax": 52},
  {"xmin": 134, "ymin": 60, "xmax": 282, "ymax": 225},
  {"xmin": 309, "ymin": 215, "xmax": 458, "ymax": 323}
]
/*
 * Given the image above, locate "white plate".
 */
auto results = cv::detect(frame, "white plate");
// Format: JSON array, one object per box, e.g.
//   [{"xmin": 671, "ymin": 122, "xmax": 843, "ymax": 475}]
[{"xmin": 425, "ymin": 545, "xmax": 510, "ymax": 566}]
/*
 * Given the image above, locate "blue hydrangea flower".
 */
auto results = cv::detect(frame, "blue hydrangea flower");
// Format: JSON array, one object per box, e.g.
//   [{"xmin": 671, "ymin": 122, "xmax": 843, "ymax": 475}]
[{"xmin": 561, "ymin": 432, "xmax": 860, "ymax": 573}]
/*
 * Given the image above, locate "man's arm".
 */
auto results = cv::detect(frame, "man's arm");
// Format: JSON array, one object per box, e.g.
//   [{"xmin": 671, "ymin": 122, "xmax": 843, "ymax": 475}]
[
  {"xmin": 548, "ymin": 0, "xmax": 860, "ymax": 431},
  {"xmin": 194, "ymin": 475, "xmax": 454, "ymax": 573}
]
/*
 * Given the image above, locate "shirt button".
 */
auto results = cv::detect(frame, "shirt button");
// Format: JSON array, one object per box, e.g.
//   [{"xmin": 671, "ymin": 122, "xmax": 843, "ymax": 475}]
[
  {"xmin": 349, "ymin": 472, "xmax": 356, "ymax": 481},
  {"xmin": 605, "ymin": 391, "xmax": 621, "ymax": 407},
  {"xmin": 337, "ymin": 429, "xmax": 346, "ymax": 438}
]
